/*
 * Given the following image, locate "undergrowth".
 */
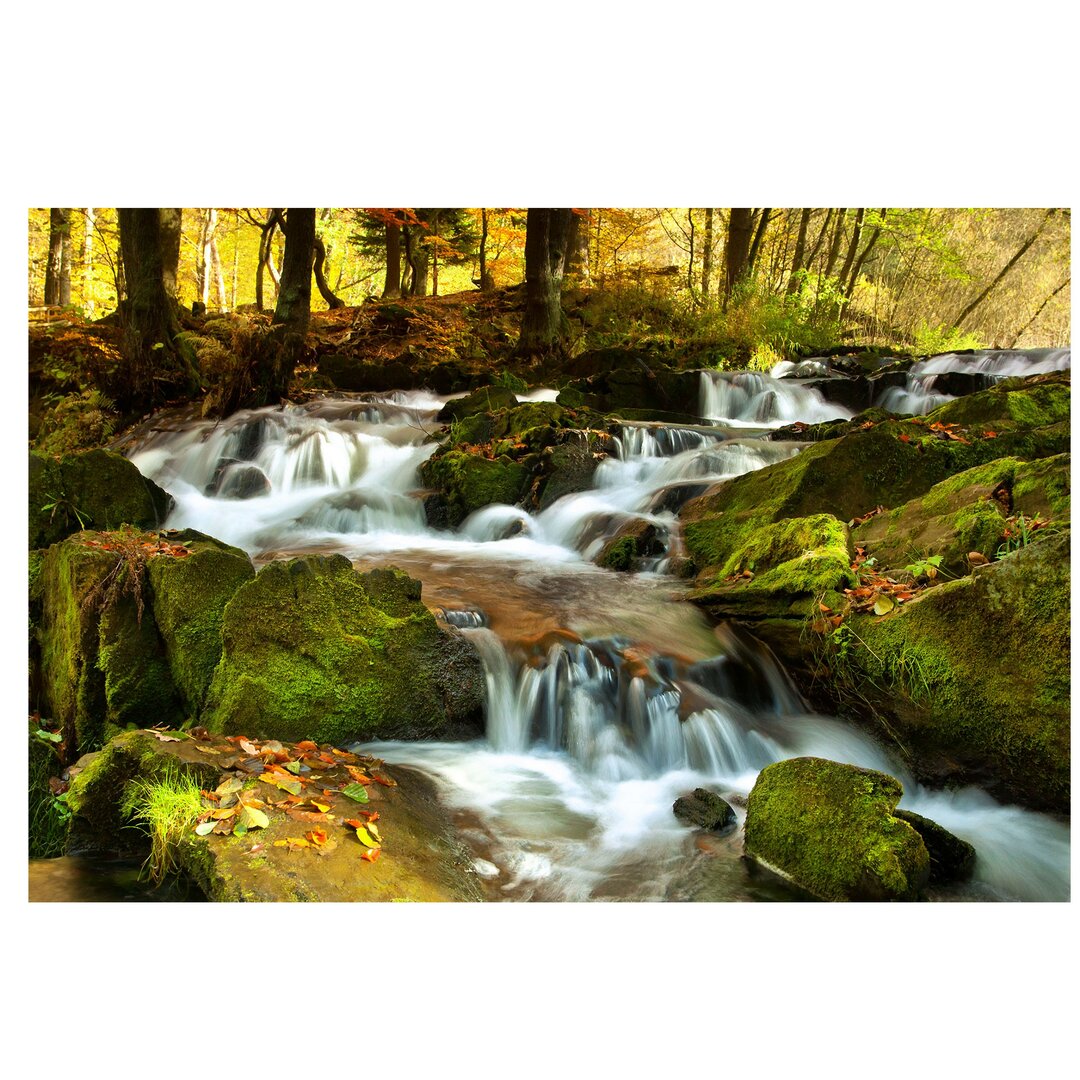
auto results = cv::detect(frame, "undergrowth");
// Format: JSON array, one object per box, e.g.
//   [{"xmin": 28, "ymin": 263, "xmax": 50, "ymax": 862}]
[{"xmin": 120, "ymin": 766, "xmax": 205, "ymax": 885}]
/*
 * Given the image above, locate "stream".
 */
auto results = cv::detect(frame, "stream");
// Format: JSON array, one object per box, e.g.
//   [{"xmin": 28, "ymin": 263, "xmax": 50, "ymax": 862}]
[{"xmin": 102, "ymin": 359, "xmax": 1071, "ymax": 901}]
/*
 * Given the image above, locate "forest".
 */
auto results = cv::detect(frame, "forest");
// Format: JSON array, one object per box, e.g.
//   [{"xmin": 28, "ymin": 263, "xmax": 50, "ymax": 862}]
[{"xmin": 27, "ymin": 205, "xmax": 1070, "ymax": 907}]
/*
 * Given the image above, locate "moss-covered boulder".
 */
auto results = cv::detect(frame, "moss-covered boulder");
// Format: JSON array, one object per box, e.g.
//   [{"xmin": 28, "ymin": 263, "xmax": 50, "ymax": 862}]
[
  {"xmin": 65, "ymin": 728, "xmax": 483, "ymax": 901},
  {"xmin": 437, "ymin": 384, "xmax": 518, "ymax": 422},
  {"xmin": 146, "ymin": 530, "xmax": 256, "ymax": 714},
  {"xmin": 828, "ymin": 530, "xmax": 1070, "ymax": 812},
  {"xmin": 744, "ymin": 757, "xmax": 930, "ymax": 901},
  {"xmin": 420, "ymin": 450, "xmax": 531, "ymax": 526},
  {"xmin": 852, "ymin": 454, "xmax": 1069, "ymax": 575},
  {"xmin": 929, "ymin": 371, "xmax": 1070, "ymax": 428},
  {"xmin": 202, "ymin": 555, "xmax": 485, "ymax": 745},
  {"xmin": 29, "ymin": 449, "xmax": 172, "ymax": 549},
  {"xmin": 687, "ymin": 513, "xmax": 855, "ymax": 617},
  {"xmin": 535, "ymin": 436, "xmax": 611, "ymax": 510},
  {"xmin": 38, "ymin": 532, "xmax": 184, "ymax": 755},
  {"xmin": 596, "ymin": 518, "xmax": 664, "ymax": 572}
]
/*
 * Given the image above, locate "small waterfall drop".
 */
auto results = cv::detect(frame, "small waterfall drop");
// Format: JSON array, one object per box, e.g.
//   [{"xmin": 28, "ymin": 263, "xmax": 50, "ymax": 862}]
[{"xmin": 699, "ymin": 369, "xmax": 854, "ymax": 426}]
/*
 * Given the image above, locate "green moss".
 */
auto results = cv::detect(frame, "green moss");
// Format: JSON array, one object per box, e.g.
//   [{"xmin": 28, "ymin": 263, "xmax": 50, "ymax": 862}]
[
  {"xmin": 29, "ymin": 449, "xmax": 172, "ymax": 549},
  {"xmin": 687, "ymin": 513, "xmax": 854, "ymax": 616},
  {"xmin": 146, "ymin": 532, "xmax": 255, "ymax": 714},
  {"xmin": 828, "ymin": 530, "xmax": 1070, "ymax": 812},
  {"xmin": 744, "ymin": 756, "xmax": 929, "ymax": 901},
  {"xmin": 597, "ymin": 535, "xmax": 637, "ymax": 571},
  {"xmin": 29, "ymin": 728, "xmax": 69, "ymax": 858},
  {"xmin": 928, "ymin": 373, "xmax": 1070, "ymax": 429},
  {"xmin": 202, "ymin": 555, "xmax": 482, "ymax": 744},
  {"xmin": 421, "ymin": 450, "xmax": 530, "ymax": 524}
]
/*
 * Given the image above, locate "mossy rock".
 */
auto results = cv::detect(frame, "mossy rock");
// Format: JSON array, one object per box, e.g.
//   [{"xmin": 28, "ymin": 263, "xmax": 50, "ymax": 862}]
[
  {"xmin": 437, "ymin": 384, "xmax": 518, "ymax": 422},
  {"xmin": 744, "ymin": 757, "xmax": 930, "ymax": 901},
  {"xmin": 596, "ymin": 518, "xmax": 663, "ymax": 572},
  {"xmin": 673, "ymin": 788, "xmax": 736, "ymax": 833},
  {"xmin": 928, "ymin": 372, "xmax": 1070, "ymax": 429},
  {"xmin": 687, "ymin": 513, "xmax": 855, "ymax": 618},
  {"xmin": 38, "ymin": 532, "xmax": 184, "ymax": 756},
  {"xmin": 893, "ymin": 809, "xmax": 975, "ymax": 885},
  {"xmin": 833, "ymin": 530, "xmax": 1070, "ymax": 812},
  {"xmin": 420, "ymin": 450, "xmax": 531, "ymax": 526},
  {"xmin": 201, "ymin": 555, "xmax": 485, "ymax": 745},
  {"xmin": 65, "ymin": 729, "xmax": 483, "ymax": 901},
  {"xmin": 29, "ymin": 449, "xmax": 173, "ymax": 549},
  {"xmin": 852, "ymin": 454, "xmax": 1070, "ymax": 575},
  {"xmin": 536, "ymin": 437, "xmax": 610, "ymax": 510},
  {"xmin": 145, "ymin": 530, "xmax": 256, "ymax": 715}
]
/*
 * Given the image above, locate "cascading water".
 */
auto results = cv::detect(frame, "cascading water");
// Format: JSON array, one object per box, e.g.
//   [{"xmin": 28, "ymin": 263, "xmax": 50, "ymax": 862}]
[
  {"xmin": 876, "ymin": 348, "xmax": 1071, "ymax": 415},
  {"xmin": 120, "ymin": 383, "xmax": 1069, "ymax": 902},
  {"xmin": 699, "ymin": 369, "xmax": 854, "ymax": 426}
]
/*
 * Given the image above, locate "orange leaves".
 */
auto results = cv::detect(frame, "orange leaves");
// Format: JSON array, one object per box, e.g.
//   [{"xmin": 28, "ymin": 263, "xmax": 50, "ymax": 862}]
[{"xmin": 848, "ymin": 505, "xmax": 884, "ymax": 528}]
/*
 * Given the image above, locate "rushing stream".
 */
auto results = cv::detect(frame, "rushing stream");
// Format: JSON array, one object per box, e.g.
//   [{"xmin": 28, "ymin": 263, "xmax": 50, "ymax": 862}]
[{"xmin": 112, "ymin": 369, "xmax": 1069, "ymax": 902}]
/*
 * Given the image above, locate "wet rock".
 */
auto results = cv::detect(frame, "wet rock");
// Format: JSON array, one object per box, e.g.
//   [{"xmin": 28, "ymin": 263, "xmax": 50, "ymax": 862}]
[
  {"xmin": 420, "ymin": 451, "xmax": 531, "ymax": 526},
  {"xmin": 744, "ymin": 757, "xmax": 930, "ymax": 901},
  {"xmin": 437, "ymin": 384, "xmax": 518, "ymax": 422},
  {"xmin": 596, "ymin": 518, "xmax": 664, "ymax": 572},
  {"xmin": 202, "ymin": 555, "xmax": 485, "ymax": 744},
  {"xmin": 210, "ymin": 462, "xmax": 271, "ymax": 500},
  {"xmin": 29, "ymin": 449, "xmax": 172, "ymax": 548},
  {"xmin": 64, "ymin": 729, "xmax": 483, "ymax": 901},
  {"xmin": 894, "ymin": 809, "xmax": 976, "ymax": 884},
  {"xmin": 673, "ymin": 788, "xmax": 736, "ymax": 833}
]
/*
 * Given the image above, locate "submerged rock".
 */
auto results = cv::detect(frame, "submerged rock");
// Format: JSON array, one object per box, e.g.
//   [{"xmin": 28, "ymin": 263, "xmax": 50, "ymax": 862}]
[
  {"xmin": 29, "ymin": 449, "xmax": 172, "ymax": 548},
  {"xmin": 744, "ymin": 757, "xmax": 930, "ymax": 901},
  {"xmin": 673, "ymin": 788, "xmax": 736, "ymax": 833},
  {"xmin": 202, "ymin": 555, "xmax": 485, "ymax": 744}
]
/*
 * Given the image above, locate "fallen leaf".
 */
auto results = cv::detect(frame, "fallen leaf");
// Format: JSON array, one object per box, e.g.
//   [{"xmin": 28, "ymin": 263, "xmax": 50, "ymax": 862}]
[
  {"xmin": 359, "ymin": 847, "xmax": 381, "ymax": 862},
  {"xmin": 354, "ymin": 825, "xmax": 379, "ymax": 848},
  {"xmin": 818, "ymin": 602, "xmax": 831, "ymax": 613},
  {"xmin": 151, "ymin": 731, "xmax": 183, "ymax": 743},
  {"xmin": 898, "ymin": 433, "xmax": 911, "ymax": 443},
  {"xmin": 310, "ymin": 799, "xmax": 331, "ymax": 813},
  {"xmin": 346, "ymin": 765, "xmax": 372, "ymax": 784},
  {"xmin": 238, "ymin": 804, "xmax": 269, "ymax": 830},
  {"xmin": 195, "ymin": 744, "xmax": 221, "ymax": 755},
  {"xmin": 296, "ymin": 740, "xmax": 318, "ymax": 751},
  {"xmin": 343, "ymin": 782, "xmax": 370, "ymax": 804},
  {"xmin": 194, "ymin": 821, "xmax": 217, "ymax": 836},
  {"xmin": 371, "ymin": 774, "xmax": 397, "ymax": 788},
  {"xmin": 873, "ymin": 595, "xmax": 895, "ymax": 616},
  {"xmin": 211, "ymin": 807, "xmax": 236, "ymax": 820},
  {"xmin": 216, "ymin": 777, "xmax": 244, "ymax": 796},
  {"xmin": 968, "ymin": 551, "xmax": 989, "ymax": 565},
  {"xmin": 239, "ymin": 739, "xmax": 260, "ymax": 755}
]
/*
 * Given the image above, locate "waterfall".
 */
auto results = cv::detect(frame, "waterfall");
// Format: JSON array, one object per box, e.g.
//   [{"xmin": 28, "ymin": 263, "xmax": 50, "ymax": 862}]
[
  {"xmin": 699, "ymin": 369, "xmax": 853, "ymax": 426},
  {"xmin": 876, "ymin": 348, "xmax": 1071, "ymax": 415}
]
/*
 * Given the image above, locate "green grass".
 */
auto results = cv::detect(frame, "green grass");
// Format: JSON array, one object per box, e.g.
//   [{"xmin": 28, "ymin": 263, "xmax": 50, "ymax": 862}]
[{"xmin": 120, "ymin": 767, "xmax": 205, "ymax": 885}]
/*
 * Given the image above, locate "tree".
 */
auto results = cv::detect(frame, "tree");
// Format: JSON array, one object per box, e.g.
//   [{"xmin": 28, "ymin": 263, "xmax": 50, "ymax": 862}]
[
  {"xmin": 44, "ymin": 209, "xmax": 71, "ymax": 306},
  {"xmin": 564, "ymin": 209, "xmax": 592, "ymax": 283},
  {"xmin": 724, "ymin": 208, "xmax": 753, "ymax": 302},
  {"xmin": 117, "ymin": 208, "xmax": 200, "ymax": 407},
  {"xmin": 701, "ymin": 208, "xmax": 714, "ymax": 300},
  {"xmin": 516, "ymin": 207, "xmax": 572, "ymax": 357},
  {"xmin": 313, "ymin": 234, "xmax": 345, "ymax": 308},
  {"xmin": 159, "ymin": 209, "xmax": 183, "ymax": 298}
]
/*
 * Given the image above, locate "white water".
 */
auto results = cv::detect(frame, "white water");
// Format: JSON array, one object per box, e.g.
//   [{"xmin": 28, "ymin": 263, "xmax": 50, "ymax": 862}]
[
  {"xmin": 699, "ymin": 369, "xmax": 853, "ymax": 427},
  {"xmin": 877, "ymin": 348, "xmax": 1071, "ymax": 415},
  {"xmin": 123, "ymin": 384, "xmax": 1069, "ymax": 902}
]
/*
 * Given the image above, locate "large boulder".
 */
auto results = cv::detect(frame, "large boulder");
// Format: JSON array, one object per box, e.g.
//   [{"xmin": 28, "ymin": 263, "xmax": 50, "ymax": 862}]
[
  {"xmin": 852, "ymin": 454, "xmax": 1069, "ymax": 576},
  {"xmin": 145, "ymin": 530, "xmax": 256, "ymax": 714},
  {"xmin": 744, "ymin": 757, "xmax": 930, "ymax": 901},
  {"xmin": 828, "ymin": 530, "xmax": 1070, "ymax": 812},
  {"xmin": 202, "ymin": 555, "xmax": 485, "ymax": 745},
  {"xmin": 64, "ymin": 729, "xmax": 482, "ymax": 901},
  {"xmin": 420, "ymin": 451, "xmax": 531, "ymax": 526},
  {"xmin": 37, "ymin": 532, "xmax": 185, "ymax": 755},
  {"xmin": 29, "ymin": 449, "xmax": 172, "ymax": 548},
  {"xmin": 673, "ymin": 788, "xmax": 736, "ymax": 833}
]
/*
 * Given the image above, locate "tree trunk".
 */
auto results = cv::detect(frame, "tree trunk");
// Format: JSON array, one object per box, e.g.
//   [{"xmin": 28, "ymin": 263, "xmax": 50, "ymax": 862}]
[
  {"xmin": 158, "ymin": 208, "xmax": 182, "ymax": 298},
  {"xmin": 82, "ymin": 208, "xmax": 96, "ymax": 317},
  {"xmin": 844, "ymin": 209, "xmax": 885, "ymax": 299},
  {"xmin": 956, "ymin": 208, "xmax": 1058, "ymax": 328},
  {"xmin": 806, "ymin": 208, "xmax": 832, "ymax": 269},
  {"xmin": 117, "ymin": 207, "xmax": 199, "ymax": 407},
  {"xmin": 701, "ymin": 208, "xmax": 714, "ymax": 301},
  {"xmin": 211, "ymin": 232, "xmax": 227, "ymax": 311},
  {"xmin": 823, "ymin": 209, "xmax": 847, "ymax": 278},
  {"xmin": 724, "ymin": 208, "xmax": 754, "ymax": 302},
  {"xmin": 313, "ymin": 235, "xmax": 344, "ymax": 308},
  {"xmin": 564, "ymin": 209, "xmax": 591, "ymax": 282},
  {"xmin": 403, "ymin": 223, "xmax": 429, "ymax": 296},
  {"xmin": 838, "ymin": 208, "xmax": 866, "ymax": 291},
  {"xmin": 383, "ymin": 221, "xmax": 402, "ymax": 297},
  {"xmin": 256, "ymin": 208, "xmax": 316, "ymax": 403},
  {"xmin": 786, "ymin": 208, "xmax": 812, "ymax": 293},
  {"xmin": 477, "ymin": 209, "xmax": 494, "ymax": 289},
  {"xmin": 686, "ymin": 210, "xmax": 696, "ymax": 293},
  {"xmin": 516, "ymin": 207, "xmax": 572, "ymax": 357},
  {"xmin": 746, "ymin": 208, "xmax": 771, "ymax": 275},
  {"xmin": 45, "ymin": 208, "xmax": 70, "ymax": 306}
]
